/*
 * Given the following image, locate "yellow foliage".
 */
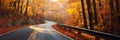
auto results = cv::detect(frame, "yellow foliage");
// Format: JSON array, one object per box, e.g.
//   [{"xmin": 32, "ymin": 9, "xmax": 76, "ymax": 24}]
[
  {"xmin": 70, "ymin": 2, "xmax": 80, "ymax": 8},
  {"xmin": 66, "ymin": 1, "xmax": 81, "ymax": 15},
  {"xmin": 66, "ymin": 8, "xmax": 74, "ymax": 14},
  {"xmin": 66, "ymin": 8, "xmax": 79, "ymax": 15}
]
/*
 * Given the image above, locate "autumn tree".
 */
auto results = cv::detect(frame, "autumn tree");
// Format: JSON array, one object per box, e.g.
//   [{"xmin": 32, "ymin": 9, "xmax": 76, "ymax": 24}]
[{"xmin": 65, "ymin": 0, "xmax": 85, "ymax": 28}]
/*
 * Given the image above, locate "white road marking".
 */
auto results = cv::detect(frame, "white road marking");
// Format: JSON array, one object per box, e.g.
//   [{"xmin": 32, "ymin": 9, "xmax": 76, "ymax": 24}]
[{"xmin": 28, "ymin": 31, "xmax": 38, "ymax": 40}]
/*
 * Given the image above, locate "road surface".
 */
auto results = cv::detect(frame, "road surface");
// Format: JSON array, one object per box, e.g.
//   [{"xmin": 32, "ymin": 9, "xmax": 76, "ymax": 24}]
[
  {"xmin": 0, "ymin": 21, "xmax": 72, "ymax": 40},
  {"xmin": 0, "ymin": 27, "xmax": 33, "ymax": 40}
]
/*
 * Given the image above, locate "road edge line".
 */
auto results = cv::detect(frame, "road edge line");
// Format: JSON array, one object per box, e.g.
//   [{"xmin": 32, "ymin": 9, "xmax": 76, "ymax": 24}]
[{"xmin": 52, "ymin": 27, "xmax": 74, "ymax": 40}]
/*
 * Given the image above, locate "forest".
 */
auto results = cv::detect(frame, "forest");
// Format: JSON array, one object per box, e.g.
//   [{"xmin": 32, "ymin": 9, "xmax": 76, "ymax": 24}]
[{"xmin": 0, "ymin": 0, "xmax": 120, "ymax": 37}]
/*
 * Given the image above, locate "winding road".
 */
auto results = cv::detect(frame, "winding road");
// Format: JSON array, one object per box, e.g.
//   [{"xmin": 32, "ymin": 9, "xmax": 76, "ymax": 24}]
[{"xmin": 0, "ymin": 21, "xmax": 72, "ymax": 40}]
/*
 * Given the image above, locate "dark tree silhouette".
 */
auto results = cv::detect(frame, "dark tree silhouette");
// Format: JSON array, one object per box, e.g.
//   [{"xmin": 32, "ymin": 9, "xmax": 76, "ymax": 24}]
[
  {"xmin": 115, "ymin": 0, "xmax": 119, "ymax": 11},
  {"xmin": 86, "ymin": 0, "xmax": 94, "ymax": 30},
  {"xmin": 92, "ymin": 0, "xmax": 98, "ymax": 25},
  {"xmin": 109, "ymin": 0, "xmax": 114, "ymax": 33},
  {"xmin": 81, "ymin": 0, "xmax": 88, "ymax": 29}
]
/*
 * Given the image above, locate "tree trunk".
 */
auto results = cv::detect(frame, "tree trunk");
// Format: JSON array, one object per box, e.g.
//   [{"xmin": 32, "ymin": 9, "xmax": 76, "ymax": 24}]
[
  {"xmin": 93, "ymin": 0, "xmax": 98, "ymax": 25},
  {"xmin": 115, "ymin": 0, "xmax": 119, "ymax": 11},
  {"xmin": 19, "ymin": 0, "xmax": 22, "ymax": 15},
  {"xmin": 25, "ymin": 0, "xmax": 28, "ymax": 16},
  {"xmin": 109, "ymin": 0, "xmax": 114, "ymax": 33},
  {"xmin": 86, "ymin": 0, "xmax": 94, "ymax": 30},
  {"xmin": 81, "ymin": 0, "xmax": 88, "ymax": 29}
]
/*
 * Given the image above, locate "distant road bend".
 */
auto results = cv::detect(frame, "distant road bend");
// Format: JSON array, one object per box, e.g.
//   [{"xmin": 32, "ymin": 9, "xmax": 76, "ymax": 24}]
[{"xmin": 0, "ymin": 21, "xmax": 72, "ymax": 40}]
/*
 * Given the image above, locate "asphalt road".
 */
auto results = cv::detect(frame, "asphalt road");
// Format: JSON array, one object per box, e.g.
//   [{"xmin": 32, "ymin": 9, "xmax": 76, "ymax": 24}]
[
  {"xmin": 0, "ymin": 21, "xmax": 72, "ymax": 40},
  {"xmin": 0, "ymin": 27, "xmax": 33, "ymax": 40}
]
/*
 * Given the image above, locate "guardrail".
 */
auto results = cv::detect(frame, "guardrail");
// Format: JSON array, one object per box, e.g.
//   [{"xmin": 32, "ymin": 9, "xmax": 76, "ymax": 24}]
[{"xmin": 56, "ymin": 24, "xmax": 120, "ymax": 40}]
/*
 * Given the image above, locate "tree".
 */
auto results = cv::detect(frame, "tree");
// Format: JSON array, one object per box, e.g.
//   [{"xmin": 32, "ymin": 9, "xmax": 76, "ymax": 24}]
[
  {"xmin": 86, "ymin": 0, "xmax": 94, "ymax": 30},
  {"xmin": 65, "ymin": 1, "xmax": 85, "ymax": 27},
  {"xmin": 25, "ymin": 0, "xmax": 29, "ymax": 16},
  {"xmin": 92, "ymin": 0, "xmax": 98, "ymax": 25},
  {"xmin": 115, "ymin": 0, "xmax": 119, "ymax": 11},
  {"xmin": 81, "ymin": 0, "xmax": 88, "ymax": 29}
]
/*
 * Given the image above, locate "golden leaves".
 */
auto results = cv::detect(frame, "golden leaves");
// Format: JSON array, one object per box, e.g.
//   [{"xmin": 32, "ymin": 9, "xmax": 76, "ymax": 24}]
[
  {"xmin": 66, "ymin": 8, "xmax": 78, "ymax": 15},
  {"xmin": 67, "ymin": 0, "xmax": 80, "ymax": 3},
  {"xmin": 70, "ymin": 1, "xmax": 80, "ymax": 8},
  {"xmin": 66, "ymin": 1, "xmax": 81, "ymax": 15}
]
